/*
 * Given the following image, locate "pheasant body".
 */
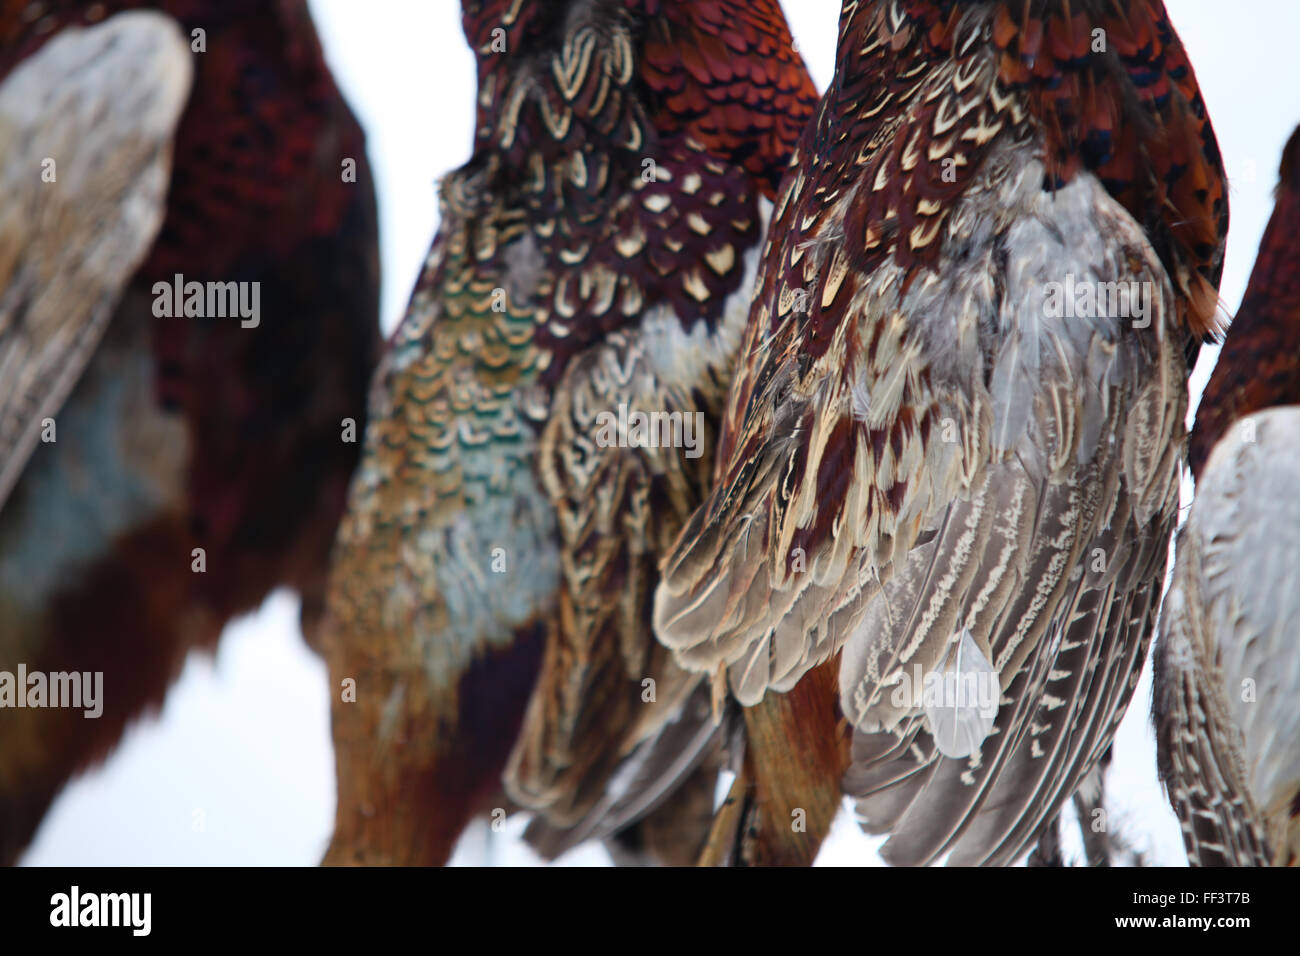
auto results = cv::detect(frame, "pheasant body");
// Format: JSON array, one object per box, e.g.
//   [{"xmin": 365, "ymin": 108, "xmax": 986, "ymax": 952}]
[
  {"xmin": 655, "ymin": 0, "xmax": 1226, "ymax": 866},
  {"xmin": 324, "ymin": 0, "xmax": 816, "ymax": 864},
  {"xmin": 0, "ymin": 0, "xmax": 379, "ymax": 863},
  {"xmin": 1155, "ymin": 125, "xmax": 1300, "ymax": 867}
]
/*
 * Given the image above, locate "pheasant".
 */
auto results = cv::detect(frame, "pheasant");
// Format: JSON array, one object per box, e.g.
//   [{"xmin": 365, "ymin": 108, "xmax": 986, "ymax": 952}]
[
  {"xmin": 655, "ymin": 0, "xmax": 1227, "ymax": 866},
  {"xmin": 1154, "ymin": 124, "xmax": 1300, "ymax": 867},
  {"xmin": 322, "ymin": 0, "xmax": 817, "ymax": 866},
  {"xmin": 0, "ymin": 0, "xmax": 380, "ymax": 863}
]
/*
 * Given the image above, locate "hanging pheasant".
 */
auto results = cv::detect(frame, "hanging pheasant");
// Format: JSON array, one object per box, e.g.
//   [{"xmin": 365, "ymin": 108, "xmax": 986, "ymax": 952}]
[
  {"xmin": 1155, "ymin": 124, "xmax": 1300, "ymax": 867},
  {"xmin": 322, "ymin": 0, "xmax": 816, "ymax": 865},
  {"xmin": 655, "ymin": 0, "xmax": 1227, "ymax": 866},
  {"xmin": 0, "ymin": 0, "xmax": 380, "ymax": 863}
]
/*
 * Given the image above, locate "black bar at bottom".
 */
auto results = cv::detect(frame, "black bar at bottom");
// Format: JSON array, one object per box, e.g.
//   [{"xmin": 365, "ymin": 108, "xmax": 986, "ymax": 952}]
[{"xmin": 0, "ymin": 865, "xmax": 1283, "ymax": 942}]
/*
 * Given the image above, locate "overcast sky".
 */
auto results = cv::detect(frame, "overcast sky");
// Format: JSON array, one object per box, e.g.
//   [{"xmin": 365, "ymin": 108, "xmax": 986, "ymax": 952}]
[{"xmin": 22, "ymin": 0, "xmax": 1300, "ymax": 866}]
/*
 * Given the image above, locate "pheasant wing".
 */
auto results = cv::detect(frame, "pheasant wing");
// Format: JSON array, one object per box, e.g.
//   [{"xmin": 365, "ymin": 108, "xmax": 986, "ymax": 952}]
[
  {"xmin": 0, "ymin": 12, "xmax": 191, "ymax": 509},
  {"xmin": 656, "ymin": 122, "xmax": 1188, "ymax": 868},
  {"xmin": 1156, "ymin": 408, "xmax": 1300, "ymax": 866}
]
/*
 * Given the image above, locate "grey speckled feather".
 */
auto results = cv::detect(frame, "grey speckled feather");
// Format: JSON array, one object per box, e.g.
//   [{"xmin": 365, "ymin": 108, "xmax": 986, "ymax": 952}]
[
  {"xmin": 1155, "ymin": 407, "xmax": 1300, "ymax": 866},
  {"xmin": 838, "ymin": 152, "xmax": 1184, "ymax": 867}
]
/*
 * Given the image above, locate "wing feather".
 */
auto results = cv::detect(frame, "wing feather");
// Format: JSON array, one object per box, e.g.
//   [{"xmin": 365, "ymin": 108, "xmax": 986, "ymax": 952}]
[
  {"xmin": 504, "ymin": 320, "xmax": 727, "ymax": 844},
  {"xmin": 657, "ymin": 136, "xmax": 1189, "ymax": 864},
  {"xmin": 1155, "ymin": 408, "xmax": 1300, "ymax": 866},
  {"xmin": 0, "ymin": 12, "xmax": 191, "ymax": 508}
]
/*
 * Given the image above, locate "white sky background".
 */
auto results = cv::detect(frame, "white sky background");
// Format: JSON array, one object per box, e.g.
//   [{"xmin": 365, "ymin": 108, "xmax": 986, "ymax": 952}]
[{"xmin": 21, "ymin": 0, "xmax": 1300, "ymax": 866}]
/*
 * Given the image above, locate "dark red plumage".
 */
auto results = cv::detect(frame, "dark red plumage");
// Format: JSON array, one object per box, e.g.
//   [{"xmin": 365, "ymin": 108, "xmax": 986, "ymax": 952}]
[
  {"xmin": 0, "ymin": 0, "xmax": 379, "ymax": 863},
  {"xmin": 1190, "ymin": 125, "xmax": 1300, "ymax": 478}
]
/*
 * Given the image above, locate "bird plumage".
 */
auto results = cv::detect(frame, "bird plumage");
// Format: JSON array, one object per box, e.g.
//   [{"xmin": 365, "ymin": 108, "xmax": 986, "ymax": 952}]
[
  {"xmin": 0, "ymin": 0, "xmax": 380, "ymax": 864},
  {"xmin": 1188, "ymin": 126, "xmax": 1300, "ymax": 477},
  {"xmin": 655, "ymin": 0, "xmax": 1226, "ymax": 866},
  {"xmin": 1155, "ymin": 124, "xmax": 1300, "ymax": 867},
  {"xmin": 322, "ymin": 0, "xmax": 817, "ymax": 865}
]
